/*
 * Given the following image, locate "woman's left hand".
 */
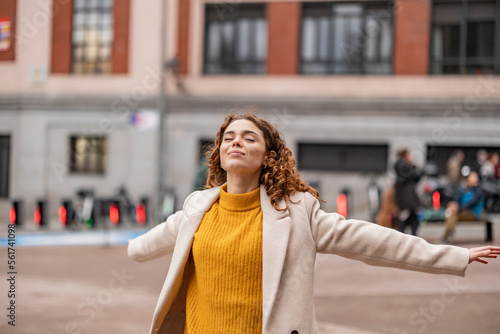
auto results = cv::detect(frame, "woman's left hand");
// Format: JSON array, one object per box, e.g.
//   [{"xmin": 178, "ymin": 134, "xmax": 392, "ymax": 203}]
[{"xmin": 469, "ymin": 246, "xmax": 500, "ymax": 264}]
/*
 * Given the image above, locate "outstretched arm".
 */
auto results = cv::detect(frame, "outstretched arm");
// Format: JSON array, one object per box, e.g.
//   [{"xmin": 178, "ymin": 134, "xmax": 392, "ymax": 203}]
[
  {"xmin": 469, "ymin": 246, "xmax": 500, "ymax": 264},
  {"xmin": 306, "ymin": 193, "xmax": 470, "ymax": 276},
  {"xmin": 127, "ymin": 210, "xmax": 184, "ymax": 262}
]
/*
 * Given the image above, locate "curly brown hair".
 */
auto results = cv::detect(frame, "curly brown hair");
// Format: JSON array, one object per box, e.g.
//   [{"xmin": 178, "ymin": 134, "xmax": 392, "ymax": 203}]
[{"xmin": 205, "ymin": 112, "xmax": 323, "ymax": 211}]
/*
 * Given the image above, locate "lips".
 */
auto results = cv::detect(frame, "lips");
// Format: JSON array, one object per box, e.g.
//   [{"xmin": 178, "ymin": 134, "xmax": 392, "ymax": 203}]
[{"xmin": 228, "ymin": 150, "xmax": 245, "ymax": 156}]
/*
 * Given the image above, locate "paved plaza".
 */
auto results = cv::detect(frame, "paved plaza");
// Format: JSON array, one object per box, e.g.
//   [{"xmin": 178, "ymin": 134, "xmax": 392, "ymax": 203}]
[{"xmin": 1, "ymin": 221, "xmax": 499, "ymax": 334}]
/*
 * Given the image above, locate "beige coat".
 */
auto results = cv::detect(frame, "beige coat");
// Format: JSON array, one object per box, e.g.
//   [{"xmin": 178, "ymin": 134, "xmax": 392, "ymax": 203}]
[{"xmin": 127, "ymin": 185, "xmax": 470, "ymax": 334}]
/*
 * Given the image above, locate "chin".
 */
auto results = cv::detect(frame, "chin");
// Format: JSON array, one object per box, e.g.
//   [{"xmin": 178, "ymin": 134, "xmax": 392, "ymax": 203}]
[{"xmin": 223, "ymin": 165, "xmax": 261, "ymax": 175}]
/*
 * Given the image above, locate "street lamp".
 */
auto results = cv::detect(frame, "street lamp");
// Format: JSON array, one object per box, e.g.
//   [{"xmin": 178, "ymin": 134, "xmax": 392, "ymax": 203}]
[{"xmin": 157, "ymin": 0, "xmax": 168, "ymax": 222}]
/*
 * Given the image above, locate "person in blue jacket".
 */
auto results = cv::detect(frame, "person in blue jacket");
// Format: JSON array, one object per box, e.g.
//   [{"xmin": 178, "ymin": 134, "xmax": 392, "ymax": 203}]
[{"xmin": 442, "ymin": 171, "xmax": 486, "ymax": 243}]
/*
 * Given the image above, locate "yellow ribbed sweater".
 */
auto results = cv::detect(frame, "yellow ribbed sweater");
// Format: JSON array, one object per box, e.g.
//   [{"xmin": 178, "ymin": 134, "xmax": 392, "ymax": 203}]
[{"xmin": 184, "ymin": 185, "xmax": 263, "ymax": 334}]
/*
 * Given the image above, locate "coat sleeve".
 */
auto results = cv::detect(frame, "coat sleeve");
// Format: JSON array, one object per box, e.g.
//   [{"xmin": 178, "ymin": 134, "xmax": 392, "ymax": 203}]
[
  {"xmin": 305, "ymin": 193, "xmax": 470, "ymax": 277},
  {"xmin": 127, "ymin": 191, "xmax": 197, "ymax": 262}
]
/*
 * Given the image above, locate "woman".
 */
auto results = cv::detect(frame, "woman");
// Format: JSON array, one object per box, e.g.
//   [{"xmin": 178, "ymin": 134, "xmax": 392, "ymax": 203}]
[
  {"xmin": 128, "ymin": 113, "xmax": 500, "ymax": 334},
  {"xmin": 394, "ymin": 149, "xmax": 422, "ymax": 235},
  {"xmin": 480, "ymin": 152, "xmax": 500, "ymax": 181}
]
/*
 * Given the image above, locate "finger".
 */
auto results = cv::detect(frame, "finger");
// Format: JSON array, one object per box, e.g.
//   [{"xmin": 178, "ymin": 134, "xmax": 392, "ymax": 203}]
[
  {"xmin": 470, "ymin": 247, "xmax": 490, "ymax": 254},
  {"xmin": 478, "ymin": 246, "xmax": 500, "ymax": 252},
  {"xmin": 473, "ymin": 254, "xmax": 489, "ymax": 263}
]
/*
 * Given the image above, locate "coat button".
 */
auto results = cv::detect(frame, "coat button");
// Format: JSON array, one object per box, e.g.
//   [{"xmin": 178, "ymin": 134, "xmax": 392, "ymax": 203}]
[{"xmin": 291, "ymin": 331, "xmax": 298, "ymax": 334}]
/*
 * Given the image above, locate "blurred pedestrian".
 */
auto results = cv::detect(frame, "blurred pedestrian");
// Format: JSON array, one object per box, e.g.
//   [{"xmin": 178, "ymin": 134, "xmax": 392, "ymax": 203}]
[
  {"xmin": 480, "ymin": 152, "xmax": 499, "ymax": 181},
  {"xmin": 394, "ymin": 149, "xmax": 422, "ymax": 235},
  {"xmin": 447, "ymin": 149, "xmax": 464, "ymax": 187},
  {"xmin": 494, "ymin": 152, "xmax": 500, "ymax": 180},
  {"xmin": 471, "ymin": 149, "xmax": 488, "ymax": 177},
  {"xmin": 128, "ymin": 112, "xmax": 500, "ymax": 334},
  {"xmin": 376, "ymin": 186, "xmax": 398, "ymax": 228},
  {"xmin": 441, "ymin": 171, "xmax": 486, "ymax": 243}
]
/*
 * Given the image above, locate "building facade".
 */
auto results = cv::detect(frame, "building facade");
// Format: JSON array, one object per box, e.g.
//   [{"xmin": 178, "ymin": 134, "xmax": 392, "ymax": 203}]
[{"xmin": 1, "ymin": 0, "xmax": 500, "ymax": 227}]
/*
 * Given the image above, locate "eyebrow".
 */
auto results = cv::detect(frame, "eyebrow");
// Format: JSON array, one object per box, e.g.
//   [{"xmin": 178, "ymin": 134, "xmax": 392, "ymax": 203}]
[{"xmin": 223, "ymin": 130, "xmax": 259, "ymax": 137}]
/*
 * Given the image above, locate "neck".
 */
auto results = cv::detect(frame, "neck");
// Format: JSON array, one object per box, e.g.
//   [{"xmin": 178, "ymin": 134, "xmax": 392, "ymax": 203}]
[{"xmin": 226, "ymin": 172, "xmax": 260, "ymax": 194}]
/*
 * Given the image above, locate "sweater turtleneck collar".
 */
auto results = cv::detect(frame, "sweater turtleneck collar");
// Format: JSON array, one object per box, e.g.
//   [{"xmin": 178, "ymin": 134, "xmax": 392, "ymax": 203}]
[{"xmin": 219, "ymin": 184, "xmax": 261, "ymax": 212}]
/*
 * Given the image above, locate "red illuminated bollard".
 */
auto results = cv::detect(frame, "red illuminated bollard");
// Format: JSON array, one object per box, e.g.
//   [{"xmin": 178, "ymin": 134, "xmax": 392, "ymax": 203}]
[
  {"xmin": 432, "ymin": 191, "xmax": 441, "ymax": 211},
  {"xmin": 110, "ymin": 202, "xmax": 120, "ymax": 224},
  {"xmin": 136, "ymin": 203, "xmax": 146, "ymax": 224},
  {"xmin": 34, "ymin": 200, "xmax": 47, "ymax": 227},
  {"xmin": 337, "ymin": 193, "xmax": 347, "ymax": 218}
]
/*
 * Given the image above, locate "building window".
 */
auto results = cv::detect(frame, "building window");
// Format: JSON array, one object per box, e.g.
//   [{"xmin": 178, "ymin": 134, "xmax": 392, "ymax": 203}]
[
  {"xmin": 199, "ymin": 139, "xmax": 214, "ymax": 163},
  {"xmin": 426, "ymin": 145, "xmax": 500, "ymax": 175},
  {"xmin": 69, "ymin": 136, "xmax": 107, "ymax": 174},
  {"xmin": 430, "ymin": 0, "xmax": 500, "ymax": 75},
  {"xmin": 0, "ymin": 136, "xmax": 10, "ymax": 198},
  {"xmin": 72, "ymin": 0, "xmax": 114, "ymax": 74},
  {"xmin": 204, "ymin": 3, "xmax": 267, "ymax": 74},
  {"xmin": 298, "ymin": 143, "xmax": 388, "ymax": 173},
  {"xmin": 0, "ymin": 0, "xmax": 16, "ymax": 62},
  {"xmin": 194, "ymin": 139, "xmax": 214, "ymax": 190},
  {"xmin": 300, "ymin": 2, "xmax": 394, "ymax": 75}
]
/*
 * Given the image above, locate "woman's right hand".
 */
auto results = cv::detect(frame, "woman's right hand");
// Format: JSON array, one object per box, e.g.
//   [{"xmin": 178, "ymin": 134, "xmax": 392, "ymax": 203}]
[{"xmin": 469, "ymin": 246, "xmax": 500, "ymax": 264}]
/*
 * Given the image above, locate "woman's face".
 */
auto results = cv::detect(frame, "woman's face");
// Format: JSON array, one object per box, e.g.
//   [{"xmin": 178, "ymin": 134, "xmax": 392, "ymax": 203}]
[
  {"xmin": 220, "ymin": 119, "xmax": 267, "ymax": 178},
  {"xmin": 405, "ymin": 151, "xmax": 413, "ymax": 163}
]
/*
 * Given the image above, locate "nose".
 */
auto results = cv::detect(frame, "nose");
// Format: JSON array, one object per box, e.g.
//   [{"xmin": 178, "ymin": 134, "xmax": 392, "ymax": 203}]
[{"xmin": 231, "ymin": 137, "xmax": 242, "ymax": 147}]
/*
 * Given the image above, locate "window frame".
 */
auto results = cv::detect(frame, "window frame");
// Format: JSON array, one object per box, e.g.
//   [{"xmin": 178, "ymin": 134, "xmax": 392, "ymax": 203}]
[
  {"xmin": 429, "ymin": 0, "xmax": 500, "ymax": 75},
  {"xmin": 0, "ymin": 0, "xmax": 16, "ymax": 62},
  {"xmin": 426, "ymin": 144, "xmax": 500, "ymax": 175},
  {"xmin": 68, "ymin": 135, "xmax": 107, "ymax": 175},
  {"xmin": 71, "ymin": 0, "xmax": 115, "ymax": 74},
  {"xmin": 298, "ymin": 142, "xmax": 389, "ymax": 174},
  {"xmin": 0, "ymin": 135, "xmax": 10, "ymax": 198},
  {"xmin": 50, "ymin": 0, "xmax": 130, "ymax": 74},
  {"xmin": 203, "ymin": 3, "xmax": 268, "ymax": 75},
  {"xmin": 299, "ymin": 1, "xmax": 395, "ymax": 75}
]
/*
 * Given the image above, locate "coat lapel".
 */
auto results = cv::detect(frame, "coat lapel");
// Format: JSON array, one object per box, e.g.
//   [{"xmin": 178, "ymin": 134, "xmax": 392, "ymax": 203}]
[
  {"xmin": 260, "ymin": 185, "xmax": 291, "ymax": 329},
  {"xmin": 173, "ymin": 186, "xmax": 222, "ymax": 272},
  {"xmin": 152, "ymin": 186, "xmax": 221, "ymax": 330},
  {"xmin": 176, "ymin": 186, "xmax": 222, "ymax": 268}
]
